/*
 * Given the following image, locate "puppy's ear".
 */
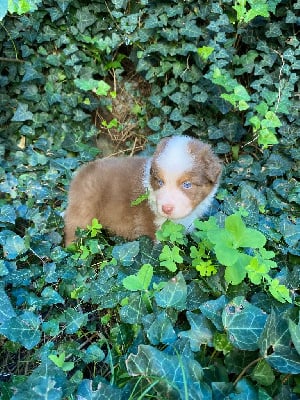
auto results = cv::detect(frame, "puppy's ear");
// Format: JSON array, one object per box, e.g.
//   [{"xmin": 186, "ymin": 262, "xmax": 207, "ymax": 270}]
[
  {"xmin": 203, "ymin": 151, "xmax": 222, "ymax": 183},
  {"xmin": 189, "ymin": 140, "xmax": 222, "ymax": 183}
]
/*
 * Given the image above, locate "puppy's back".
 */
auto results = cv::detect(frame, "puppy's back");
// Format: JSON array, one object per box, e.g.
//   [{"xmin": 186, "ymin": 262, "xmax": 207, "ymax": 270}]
[{"xmin": 64, "ymin": 157, "xmax": 155, "ymax": 245}]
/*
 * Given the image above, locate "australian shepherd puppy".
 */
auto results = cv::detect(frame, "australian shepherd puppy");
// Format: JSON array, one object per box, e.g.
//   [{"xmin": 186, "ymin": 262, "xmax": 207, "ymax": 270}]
[{"xmin": 64, "ymin": 136, "xmax": 222, "ymax": 245}]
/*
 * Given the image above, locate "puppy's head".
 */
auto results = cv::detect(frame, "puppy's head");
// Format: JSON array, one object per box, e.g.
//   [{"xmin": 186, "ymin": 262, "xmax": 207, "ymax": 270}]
[{"xmin": 149, "ymin": 136, "xmax": 222, "ymax": 220}]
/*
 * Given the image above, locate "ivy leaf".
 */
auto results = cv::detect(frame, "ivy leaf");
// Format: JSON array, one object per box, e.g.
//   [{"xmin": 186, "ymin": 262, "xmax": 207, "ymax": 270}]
[
  {"xmin": 0, "ymin": 230, "xmax": 28, "ymax": 260},
  {"xmin": 0, "ymin": 286, "xmax": 16, "ymax": 324},
  {"xmin": 180, "ymin": 312, "xmax": 214, "ymax": 350},
  {"xmin": 154, "ymin": 272, "xmax": 187, "ymax": 310},
  {"xmin": 222, "ymin": 296, "xmax": 267, "ymax": 350},
  {"xmin": 259, "ymin": 310, "xmax": 300, "ymax": 374},
  {"xmin": 76, "ymin": 8, "xmax": 97, "ymax": 32},
  {"xmin": 64, "ymin": 309, "xmax": 88, "ymax": 334},
  {"xmin": 120, "ymin": 293, "xmax": 148, "ymax": 324},
  {"xmin": 0, "ymin": 311, "xmax": 41, "ymax": 350},
  {"xmin": 122, "ymin": 264, "xmax": 153, "ymax": 291},
  {"xmin": 11, "ymin": 102, "xmax": 33, "ymax": 121},
  {"xmin": 289, "ymin": 317, "xmax": 300, "ymax": 355},
  {"xmin": 126, "ymin": 345, "xmax": 206, "ymax": 398},
  {"xmin": 82, "ymin": 344, "xmax": 105, "ymax": 364},
  {"xmin": 251, "ymin": 359, "xmax": 275, "ymax": 386},
  {"xmin": 200, "ymin": 295, "xmax": 228, "ymax": 331},
  {"xmin": 112, "ymin": 241, "xmax": 140, "ymax": 267},
  {"xmin": 0, "ymin": 204, "xmax": 16, "ymax": 224},
  {"xmin": 77, "ymin": 379, "xmax": 124, "ymax": 399},
  {"xmin": 146, "ymin": 312, "xmax": 177, "ymax": 345}
]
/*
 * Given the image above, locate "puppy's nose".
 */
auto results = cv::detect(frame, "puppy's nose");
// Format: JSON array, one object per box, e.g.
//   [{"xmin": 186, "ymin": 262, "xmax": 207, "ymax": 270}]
[{"xmin": 162, "ymin": 204, "xmax": 174, "ymax": 215}]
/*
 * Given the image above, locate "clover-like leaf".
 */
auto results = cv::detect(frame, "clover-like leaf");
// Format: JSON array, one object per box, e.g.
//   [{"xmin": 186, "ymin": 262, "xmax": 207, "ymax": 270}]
[{"xmin": 122, "ymin": 264, "xmax": 153, "ymax": 291}]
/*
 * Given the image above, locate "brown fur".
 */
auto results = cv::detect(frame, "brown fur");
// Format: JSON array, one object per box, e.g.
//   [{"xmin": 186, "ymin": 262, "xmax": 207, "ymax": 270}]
[
  {"xmin": 64, "ymin": 137, "xmax": 222, "ymax": 245},
  {"xmin": 64, "ymin": 157, "xmax": 156, "ymax": 245}
]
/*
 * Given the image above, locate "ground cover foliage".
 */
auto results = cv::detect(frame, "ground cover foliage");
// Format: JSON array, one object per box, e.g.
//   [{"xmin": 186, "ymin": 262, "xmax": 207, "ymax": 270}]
[{"xmin": 0, "ymin": 0, "xmax": 299, "ymax": 398}]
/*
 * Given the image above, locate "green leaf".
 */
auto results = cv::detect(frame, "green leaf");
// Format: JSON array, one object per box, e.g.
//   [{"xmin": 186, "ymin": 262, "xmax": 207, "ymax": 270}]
[
  {"xmin": 120, "ymin": 293, "xmax": 148, "ymax": 324},
  {"xmin": 77, "ymin": 379, "xmax": 125, "ymax": 399},
  {"xmin": 197, "ymin": 46, "xmax": 214, "ymax": 61},
  {"xmin": 83, "ymin": 344, "xmax": 105, "ymax": 363},
  {"xmin": 112, "ymin": 241, "xmax": 140, "ymax": 267},
  {"xmin": 126, "ymin": 345, "xmax": 206, "ymax": 398},
  {"xmin": 289, "ymin": 316, "xmax": 300, "ymax": 355},
  {"xmin": 49, "ymin": 352, "xmax": 74, "ymax": 372},
  {"xmin": 0, "ymin": 286, "xmax": 16, "ymax": 324},
  {"xmin": 122, "ymin": 264, "xmax": 153, "ymax": 291},
  {"xmin": 225, "ymin": 213, "xmax": 266, "ymax": 248},
  {"xmin": 0, "ymin": 230, "xmax": 28, "ymax": 260},
  {"xmin": 251, "ymin": 359, "xmax": 275, "ymax": 386},
  {"xmin": 155, "ymin": 272, "xmax": 187, "ymax": 310},
  {"xmin": 146, "ymin": 312, "xmax": 177, "ymax": 345},
  {"xmin": 222, "ymin": 296, "xmax": 267, "ymax": 350},
  {"xmin": 0, "ymin": 311, "xmax": 41, "ymax": 350},
  {"xmin": 200, "ymin": 295, "xmax": 228, "ymax": 331},
  {"xmin": 64, "ymin": 309, "xmax": 88, "ymax": 334},
  {"xmin": 268, "ymin": 278, "xmax": 292, "ymax": 303},
  {"xmin": 159, "ymin": 244, "xmax": 183, "ymax": 272},
  {"xmin": 259, "ymin": 310, "xmax": 300, "ymax": 374},
  {"xmin": 180, "ymin": 312, "xmax": 213, "ymax": 350},
  {"xmin": 11, "ymin": 102, "xmax": 33, "ymax": 121}
]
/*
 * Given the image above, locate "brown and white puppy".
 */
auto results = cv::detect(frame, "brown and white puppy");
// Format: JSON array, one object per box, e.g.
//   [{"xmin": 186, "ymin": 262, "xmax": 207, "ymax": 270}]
[{"xmin": 64, "ymin": 136, "xmax": 222, "ymax": 245}]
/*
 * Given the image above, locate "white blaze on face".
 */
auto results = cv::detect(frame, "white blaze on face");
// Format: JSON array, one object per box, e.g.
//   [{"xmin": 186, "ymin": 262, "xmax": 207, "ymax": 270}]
[{"xmin": 154, "ymin": 136, "xmax": 195, "ymax": 219}]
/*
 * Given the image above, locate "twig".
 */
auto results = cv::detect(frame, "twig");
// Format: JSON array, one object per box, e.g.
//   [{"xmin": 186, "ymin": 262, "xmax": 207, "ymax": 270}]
[
  {"xmin": 233, "ymin": 357, "xmax": 263, "ymax": 387},
  {"xmin": 0, "ymin": 56, "xmax": 24, "ymax": 63}
]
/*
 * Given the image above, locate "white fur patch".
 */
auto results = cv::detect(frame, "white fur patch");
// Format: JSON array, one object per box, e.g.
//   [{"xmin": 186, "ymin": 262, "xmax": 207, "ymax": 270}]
[
  {"xmin": 155, "ymin": 136, "xmax": 194, "ymax": 175},
  {"xmin": 143, "ymin": 136, "xmax": 219, "ymax": 233}
]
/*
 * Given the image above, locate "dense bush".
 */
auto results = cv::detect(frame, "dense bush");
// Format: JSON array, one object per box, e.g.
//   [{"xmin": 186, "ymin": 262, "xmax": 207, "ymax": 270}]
[{"xmin": 0, "ymin": 0, "xmax": 299, "ymax": 398}]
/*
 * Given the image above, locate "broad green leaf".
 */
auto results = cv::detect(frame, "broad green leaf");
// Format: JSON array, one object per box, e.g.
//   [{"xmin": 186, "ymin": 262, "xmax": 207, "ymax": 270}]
[
  {"xmin": 268, "ymin": 279, "xmax": 292, "ymax": 303},
  {"xmin": 122, "ymin": 264, "xmax": 153, "ymax": 291},
  {"xmin": 154, "ymin": 272, "xmax": 187, "ymax": 310},
  {"xmin": 289, "ymin": 317, "xmax": 300, "ymax": 355},
  {"xmin": 259, "ymin": 310, "xmax": 300, "ymax": 374},
  {"xmin": 222, "ymin": 296, "xmax": 267, "ymax": 350},
  {"xmin": 126, "ymin": 345, "xmax": 207, "ymax": 398},
  {"xmin": 77, "ymin": 379, "xmax": 124, "ymax": 400},
  {"xmin": 180, "ymin": 312, "xmax": 213, "ymax": 350},
  {"xmin": 200, "ymin": 295, "xmax": 228, "ymax": 331},
  {"xmin": 251, "ymin": 359, "xmax": 275, "ymax": 386},
  {"xmin": 112, "ymin": 241, "xmax": 140, "ymax": 267},
  {"xmin": 0, "ymin": 287, "xmax": 16, "ymax": 323},
  {"xmin": 197, "ymin": 46, "xmax": 214, "ymax": 61},
  {"xmin": 146, "ymin": 312, "xmax": 177, "ymax": 345},
  {"xmin": 0, "ymin": 311, "xmax": 41, "ymax": 350},
  {"xmin": 49, "ymin": 352, "xmax": 74, "ymax": 372},
  {"xmin": 11, "ymin": 102, "xmax": 33, "ymax": 121},
  {"xmin": 64, "ymin": 309, "xmax": 88, "ymax": 334},
  {"xmin": 246, "ymin": 258, "xmax": 270, "ymax": 285},
  {"xmin": 120, "ymin": 293, "xmax": 148, "ymax": 324}
]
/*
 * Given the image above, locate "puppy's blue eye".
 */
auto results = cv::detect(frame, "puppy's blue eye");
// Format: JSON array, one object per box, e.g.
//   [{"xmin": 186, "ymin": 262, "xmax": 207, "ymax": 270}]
[
  {"xmin": 182, "ymin": 181, "xmax": 192, "ymax": 189},
  {"xmin": 157, "ymin": 178, "xmax": 164, "ymax": 187}
]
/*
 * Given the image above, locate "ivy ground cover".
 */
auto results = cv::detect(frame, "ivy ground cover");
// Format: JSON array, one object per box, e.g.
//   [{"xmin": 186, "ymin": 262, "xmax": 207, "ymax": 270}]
[{"xmin": 0, "ymin": 0, "xmax": 299, "ymax": 398}]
